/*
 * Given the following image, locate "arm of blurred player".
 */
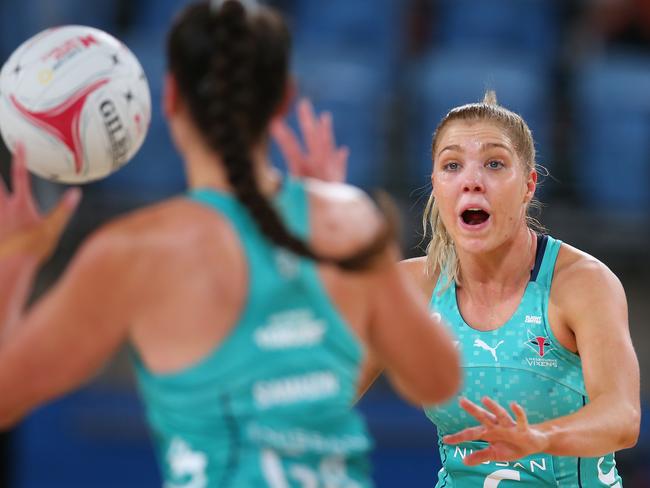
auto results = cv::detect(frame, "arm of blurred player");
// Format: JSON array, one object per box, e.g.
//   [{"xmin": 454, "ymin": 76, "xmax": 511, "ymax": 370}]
[
  {"xmin": 364, "ymin": 246, "xmax": 460, "ymax": 406},
  {"xmin": 0, "ymin": 223, "xmax": 135, "ymax": 429},
  {"xmin": 355, "ymin": 257, "xmax": 439, "ymax": 400}
]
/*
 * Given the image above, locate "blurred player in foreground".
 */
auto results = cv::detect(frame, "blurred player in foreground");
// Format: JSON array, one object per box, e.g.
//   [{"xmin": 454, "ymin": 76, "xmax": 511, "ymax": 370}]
[{"xmin": 0, "ymin": 1, "xmax": 460, "ymax": 486}]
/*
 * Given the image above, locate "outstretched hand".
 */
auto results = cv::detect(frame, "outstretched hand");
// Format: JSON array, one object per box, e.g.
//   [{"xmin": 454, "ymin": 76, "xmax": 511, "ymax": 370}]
[
  {"xmin": 443, "ymin": 396, "xmax": 549, "ymax": 466},
  {"xmin": 271, "ymin": 98, "xmax": 348, "ymax": 182},
  {"xmin": 0, "ymin": 144, "xmax": 81, "ymax": 263}
]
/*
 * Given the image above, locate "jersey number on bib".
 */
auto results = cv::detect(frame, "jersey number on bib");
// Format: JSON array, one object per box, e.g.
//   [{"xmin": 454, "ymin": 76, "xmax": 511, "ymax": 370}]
[
  {"xmin": 484, "ymin": 468, "xmax": 521, "ymax": 487},
  {"xmin": 261, "ymin": 449, "xmax": 361, "ymax": 488}
]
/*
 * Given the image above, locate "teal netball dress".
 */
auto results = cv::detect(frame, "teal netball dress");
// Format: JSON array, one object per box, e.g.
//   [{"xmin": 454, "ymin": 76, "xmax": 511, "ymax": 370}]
[
  {"xmin": 132, "ymin": 179, "xmax": 372, "ymax": 487},
  {"xmin": 425, "ymin": 235, "xmax": 622, "ymax": 487}
]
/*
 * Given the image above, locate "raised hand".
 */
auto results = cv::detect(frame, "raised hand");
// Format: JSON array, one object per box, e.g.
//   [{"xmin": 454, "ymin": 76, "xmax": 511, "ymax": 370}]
[
  {"xmin": 442, "ymin": 396, "xmax": 549, "ymax": 466},
  {"xmin": 0, "ymin": 144, "xmax": 81, "ymax": 263},
  {"xmin": 271, "ymin": 98, "xmax": 348, "ymax": 182},
  {"xmin": 0, "ymin": 144, "xmax": 41, "ymax": 241}
]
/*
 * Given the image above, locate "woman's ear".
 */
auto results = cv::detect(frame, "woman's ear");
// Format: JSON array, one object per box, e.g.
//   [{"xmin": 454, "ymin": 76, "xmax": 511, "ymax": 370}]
[{"xmin": 525, "ymin": 169, "xmax": 537, "ymax": 203}]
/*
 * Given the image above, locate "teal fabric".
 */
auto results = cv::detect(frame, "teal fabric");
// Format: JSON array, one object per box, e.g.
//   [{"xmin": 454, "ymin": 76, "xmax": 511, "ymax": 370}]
[
  {"xmin": 132, "ymin": 178, "xmax": 372, "ymax": 487},
  {"xmin": 425, "ymin": 235, "xmax": 622, "ymax": 487}
]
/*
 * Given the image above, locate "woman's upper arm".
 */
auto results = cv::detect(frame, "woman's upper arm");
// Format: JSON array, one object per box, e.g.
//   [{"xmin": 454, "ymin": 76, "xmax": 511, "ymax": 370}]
[
  {"xmin": 0, "ymin": 230, "xmax": 135, "ymax": 426},
  {"xmin": 555, "ymin": 257, "xmax": 639, "ymax": 414}
]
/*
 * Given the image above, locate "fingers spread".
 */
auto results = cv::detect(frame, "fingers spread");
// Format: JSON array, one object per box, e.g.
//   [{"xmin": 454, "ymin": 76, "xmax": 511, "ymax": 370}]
[
  {"xmin": 332, "ymin": 146, "xmax": 348, "ymax": 182},
  {"xmin": 11, "ymin": 142, "xmax": 29, "ymax": 195},
  {"xmin": 463, "ymin": 446, "xmax": 498, "ymax": 466},
  {"xmin": 482, "ymin": 396, "xmax": 516, "ymax": 426},
  {"xmin": 511, "ymin": 402, "xmax": 529, "ymax": 429},
  {"xmin": 320, "ymin": 111, "xmax": 334, "ymax": 151},
  {"xmin": 11, "ymin": 144, "xmax": 38, "ymax": 217},
  {"xmin": 271, "ymin": 120, "xmax": 305, "ymax": 176},
  {"xmin": 37, "ymin": 187, "xmax": 81, "ymax": 258},
  {"xmin": 442, "ymin": 426, "xmax": 487, "ymax": 445},
  {"xmin": 459, "ymin": 396, "xmax": 497, "ymax": 425},
  {"xmin": 297, "ymin": 98, "xmax": 321, "ymax": 155},
  {"xmin": 48, "ymin": 187, "xmax": 82, "ymax": 228}
]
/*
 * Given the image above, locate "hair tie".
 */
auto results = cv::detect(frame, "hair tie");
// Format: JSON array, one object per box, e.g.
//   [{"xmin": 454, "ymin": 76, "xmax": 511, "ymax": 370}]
[{"xmin": 210, "ymin": 0, "xmax": 259, "ymax": 13}]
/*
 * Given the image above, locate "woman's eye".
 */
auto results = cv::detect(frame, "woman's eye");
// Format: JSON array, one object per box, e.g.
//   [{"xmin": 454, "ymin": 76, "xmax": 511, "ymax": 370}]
[
  {"xmin": 487, "ymin": 160, "xmax": 504, "ymax": 169},
  {"xmin": 443, "ymin": 161, "xmax": 459, "ymax": 171}
]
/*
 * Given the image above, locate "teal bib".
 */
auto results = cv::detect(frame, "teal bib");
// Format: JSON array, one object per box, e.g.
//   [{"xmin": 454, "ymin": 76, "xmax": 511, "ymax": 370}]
[
  {"xmin": 132, "ymin": 179, "xmax": 372, "ymax": 487},
  {"xmin": 425, "ymin": 235, "xmax": 622, "ymax": 487}
]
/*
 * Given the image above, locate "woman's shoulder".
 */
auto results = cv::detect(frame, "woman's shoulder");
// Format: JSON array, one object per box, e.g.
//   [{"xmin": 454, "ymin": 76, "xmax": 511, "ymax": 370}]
[
  {"xmin": 552, "ymin": 241, "xmax": 624, "ymax": 305},
  {"xmin": 554, "ymin": 242, "xmax": 615, "ymax": 281},
  {"xmin": 399, "ymin": 257, "xmax": 438, "ymax": 299},
  {"xmin": 399, "ymin": 256, "xmax": 428, "ymax": 281},
  {"xmin": 86, "ymin": 196, "xmax": 240, "ymax": 264}
]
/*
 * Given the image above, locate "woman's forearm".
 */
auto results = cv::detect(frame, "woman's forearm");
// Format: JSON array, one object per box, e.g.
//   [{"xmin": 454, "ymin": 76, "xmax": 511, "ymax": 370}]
[{"xmin": 537, "ymin": 395, "xmax": 640, "ymax": 457}]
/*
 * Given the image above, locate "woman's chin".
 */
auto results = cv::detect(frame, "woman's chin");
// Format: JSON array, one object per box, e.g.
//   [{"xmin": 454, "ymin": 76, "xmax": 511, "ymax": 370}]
[{"xmin": 452, "ymin": 232, "xmax": 499, "ymax": 257}]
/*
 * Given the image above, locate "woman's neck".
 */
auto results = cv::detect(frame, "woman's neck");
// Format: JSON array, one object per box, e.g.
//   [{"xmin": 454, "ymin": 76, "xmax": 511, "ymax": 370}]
[
  {"xmin": 456, "ymin": 226, "xmax": 536, "ymax": 301},
  {"xmin": 184, "ymin": 142, "xmax": 282, "ymax": 197}
]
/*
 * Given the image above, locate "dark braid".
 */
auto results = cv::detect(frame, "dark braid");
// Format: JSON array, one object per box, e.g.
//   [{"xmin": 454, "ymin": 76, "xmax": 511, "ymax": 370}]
[{"xmin": 168, "ymin": 1, "xmax": 394, "ymax": 270}]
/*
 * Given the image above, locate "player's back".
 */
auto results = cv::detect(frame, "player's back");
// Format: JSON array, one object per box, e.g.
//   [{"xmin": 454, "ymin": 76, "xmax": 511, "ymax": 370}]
[{"xmin": 120, "ymin": 177, "xmax": 376, "ymax": 487}]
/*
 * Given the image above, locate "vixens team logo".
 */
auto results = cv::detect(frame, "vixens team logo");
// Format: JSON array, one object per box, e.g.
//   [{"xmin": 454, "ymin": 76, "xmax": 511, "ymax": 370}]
[
  {"xmin": 524, "ymin": 330, "xmax": 557, "ymax": 368},
  {"xmin": 525, "ymin": 330, "xmax": 553, "ymax": 357}
]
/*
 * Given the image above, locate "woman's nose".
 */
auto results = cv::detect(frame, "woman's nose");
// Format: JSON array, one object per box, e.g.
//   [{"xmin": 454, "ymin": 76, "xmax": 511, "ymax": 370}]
[{"xmin": 462, "ymin": 169, "xmax": 484, "ymax": 193}]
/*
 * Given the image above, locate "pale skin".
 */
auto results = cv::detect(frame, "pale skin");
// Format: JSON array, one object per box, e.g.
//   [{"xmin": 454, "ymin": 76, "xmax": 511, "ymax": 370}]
[
  {"xmin": 274, "ymin": 115, "xmax": 641, "ymax": 465},
  {"xmin": 0, "ymin": 85, "xmax": 460, "ymax": 428}
]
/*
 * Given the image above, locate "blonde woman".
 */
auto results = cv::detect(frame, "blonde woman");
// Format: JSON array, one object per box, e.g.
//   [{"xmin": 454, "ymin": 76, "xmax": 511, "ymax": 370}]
[{"xmin": 275, "ymin": 91, "xmax": 640, "ymax": 486}]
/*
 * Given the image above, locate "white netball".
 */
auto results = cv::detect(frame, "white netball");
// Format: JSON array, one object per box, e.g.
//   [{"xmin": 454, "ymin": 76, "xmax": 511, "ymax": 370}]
[{"xmin": 0, "ymin": 25, "xmax": 151, "ymax": 183}]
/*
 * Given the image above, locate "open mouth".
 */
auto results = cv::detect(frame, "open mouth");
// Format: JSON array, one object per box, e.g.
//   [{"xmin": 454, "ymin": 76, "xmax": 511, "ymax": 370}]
[{"xmin": 461, "ymin": 208, "xmax": 490, "ymax": 226}]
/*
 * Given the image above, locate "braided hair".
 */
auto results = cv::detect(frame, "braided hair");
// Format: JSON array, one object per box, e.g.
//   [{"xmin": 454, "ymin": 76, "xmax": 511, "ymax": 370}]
[{"xmin": 167, "ymin": 0, "xmax": 393, "ymax": 269}]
